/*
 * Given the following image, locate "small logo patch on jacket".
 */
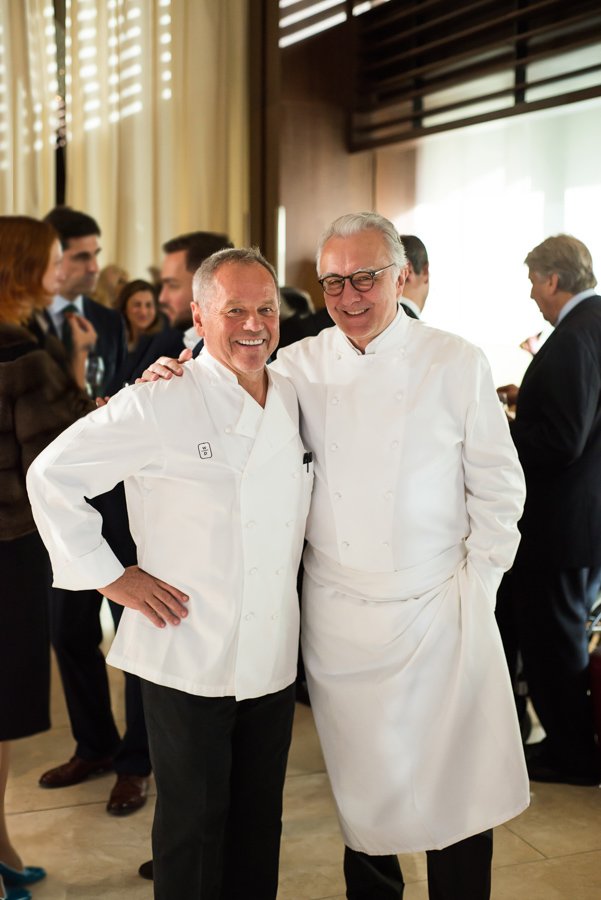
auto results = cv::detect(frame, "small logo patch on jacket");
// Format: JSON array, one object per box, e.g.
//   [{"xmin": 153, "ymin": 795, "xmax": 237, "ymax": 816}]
[{"xmin": 198, "ymin": 442, "xmax": 212, "ymax": 459}]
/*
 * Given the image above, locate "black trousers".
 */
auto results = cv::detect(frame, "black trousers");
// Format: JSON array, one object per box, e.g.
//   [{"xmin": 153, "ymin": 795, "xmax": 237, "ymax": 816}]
[
  {"xmin": 499, "ymin": 564, "xmax": 600, "ymax": 776},
  {"xmin": 141, "ymin": 680, "xmax": 296, "ymax": 900},
  {"xmin": 344, "ymin": 830, "xmax": 493, "ymax": 900},
  {"xmin": 50, "ymin": 588, "xmax": 151, "ymax": 774}
]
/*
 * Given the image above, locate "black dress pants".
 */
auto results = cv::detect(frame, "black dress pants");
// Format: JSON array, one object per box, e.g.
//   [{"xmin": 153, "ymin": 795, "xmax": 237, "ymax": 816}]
[
  {"xmin": 141, "ymin": 680, "xmax": 296, "ymax": 900},
  {"xmin": 510, "ymin": 564, "xmax": 600, "ymax": 776},
  {"xmin": 50, "ymin": 588, "xmax": 151, "ymax": 775},
  {"xmin": 49, "ymin": 482, "xmax": 151, "ymax": 775},
  {"xmin": 344, "ymin": 830, "xmax": 493, "ymax": 900}
]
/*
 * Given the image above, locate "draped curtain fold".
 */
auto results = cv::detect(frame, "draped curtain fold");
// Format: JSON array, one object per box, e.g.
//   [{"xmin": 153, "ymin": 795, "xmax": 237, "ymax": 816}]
[
  {"xmin": 65, "ymin": 0, "xmax": 249, "ymax": 277},
  {"xmin": 0, "ymin": 0, "xmax": 56, "ymax": 216}
]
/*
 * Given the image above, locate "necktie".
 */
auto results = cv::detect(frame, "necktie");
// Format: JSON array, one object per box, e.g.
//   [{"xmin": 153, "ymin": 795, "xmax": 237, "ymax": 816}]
[{"xmin": 61, "ymin": 303, "xmax": 79, "ymax": 355}]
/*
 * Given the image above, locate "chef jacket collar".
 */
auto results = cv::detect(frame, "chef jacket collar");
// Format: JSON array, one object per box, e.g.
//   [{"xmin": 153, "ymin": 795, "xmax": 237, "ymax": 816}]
[
  {"xmin": 336, "ymin": 303, "xmax": 410, "ymax": 357},
  {"xmin": 193, "ymin": 347, "xmax": 276, "ymax": 437}
]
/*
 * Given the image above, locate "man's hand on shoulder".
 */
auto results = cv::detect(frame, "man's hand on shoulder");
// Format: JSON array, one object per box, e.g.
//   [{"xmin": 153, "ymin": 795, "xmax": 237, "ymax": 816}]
[
  {"xmin": 136, "ymin": 348, "xmax": 192, "ymax": 383},
  {"xmin": 99, "ymin": 565, "xmax": 189, "ymax": 628}
]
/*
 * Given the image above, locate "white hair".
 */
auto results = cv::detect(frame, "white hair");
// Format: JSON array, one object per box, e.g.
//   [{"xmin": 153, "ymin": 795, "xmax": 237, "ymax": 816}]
[
  {"xmin": 316, "ymin": 212, "xmax": 407, "ymax": 275},
  {"xmin": 192, "ymin": 247, "xmax": 279, "ymax": 310}
]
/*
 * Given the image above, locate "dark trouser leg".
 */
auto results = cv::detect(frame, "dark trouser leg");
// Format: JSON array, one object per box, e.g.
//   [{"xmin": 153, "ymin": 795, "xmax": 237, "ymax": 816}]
[
  {"xmin": 344, "ymin": 848, "xmax": 404, "ymax": 899},
  {"xmin": 514, "ymin": 565, "xmax": 600, "ymax": 775},
  {"xmin": 426, "ymin": 830, "xmax": 492, "ymax": 900},
  {"xmin": 221, "ymin": 684, "xmax": 296, "ymax": 900},
  {"xmin": 141, "ymin": 680, "xmax": 295, "ymax": 900},
  {"xmin": 495, "ymin": 571, "xmax": 528, "ymax": 728},
  {"xmin": 50, "ymin": 588, "xmax": 120, "ymax": 760},
  {"xmin": 107, "ymin": 602, "xmax": 151, "ymax": 776}
]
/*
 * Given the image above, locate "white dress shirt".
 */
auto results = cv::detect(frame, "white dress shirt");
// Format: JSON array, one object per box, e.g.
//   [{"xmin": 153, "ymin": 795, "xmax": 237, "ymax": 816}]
[{"xmin": 27, "ymin": 351, "xmax": 313, "ymax": 701}]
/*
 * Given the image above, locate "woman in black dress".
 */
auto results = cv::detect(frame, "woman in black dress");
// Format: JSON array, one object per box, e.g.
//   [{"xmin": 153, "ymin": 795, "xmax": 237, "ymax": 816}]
[
  {"xmin": 0, "ymin": 216, "xmax": 95, "ymax": 900},
  {"xmin": 105, "ymin": 279, "xmax": 165, "ymax": 394}
]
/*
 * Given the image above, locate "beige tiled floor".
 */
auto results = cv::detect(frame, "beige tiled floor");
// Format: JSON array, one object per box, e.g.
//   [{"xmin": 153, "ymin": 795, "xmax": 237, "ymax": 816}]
[{"xmin": 6, "ymin": 645, "xmax": 601, "ymax": 899}]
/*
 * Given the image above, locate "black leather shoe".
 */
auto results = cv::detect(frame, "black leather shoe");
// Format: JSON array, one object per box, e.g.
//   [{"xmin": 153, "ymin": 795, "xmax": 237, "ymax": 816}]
[
  {"xmin": 39, "ymin": 755, "xmax": 114, "ymax": 788},
  {"xmin": 107, "ymin": 775, "xmax": 149, "ymax": 816},
  {"xmin": 138, "ymin": 860, "xmax": 153, "ymax": 880},
  {"xmin": 526, "ymin": 741, "xmax": 600, "ymax": 786}
]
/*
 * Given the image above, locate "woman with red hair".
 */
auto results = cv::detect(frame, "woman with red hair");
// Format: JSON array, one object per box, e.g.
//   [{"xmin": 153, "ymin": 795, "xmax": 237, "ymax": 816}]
[{"xmin": 0, "ymin": 216, "xmax": 96, "ymax": 900}]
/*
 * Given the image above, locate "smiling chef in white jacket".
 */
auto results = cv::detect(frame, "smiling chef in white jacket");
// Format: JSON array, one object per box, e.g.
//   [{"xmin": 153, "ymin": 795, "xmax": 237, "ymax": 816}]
[
  {"xmin": 27, "ymin": 248, "xmax": 313, "ymax": 900},
  {"xmin": 272, "ymin": 213, "xmax": 529, "ymax": 900}
]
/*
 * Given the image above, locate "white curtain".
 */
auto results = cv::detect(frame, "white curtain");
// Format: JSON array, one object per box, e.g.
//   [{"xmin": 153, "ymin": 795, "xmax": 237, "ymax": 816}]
[
  {"xmin": 394, "ymin": 93, "xmax": 601, "ymax": 386},
  {"xmin": 0, "ymin": 0, "xmax": 56, "ymax": 216},
  {"xmin": 65, "ymin": 0, "xmax": 249, "ymax": 279}
]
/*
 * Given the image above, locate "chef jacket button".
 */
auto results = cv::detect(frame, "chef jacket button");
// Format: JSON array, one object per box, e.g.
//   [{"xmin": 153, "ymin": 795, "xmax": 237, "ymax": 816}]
[
  {"xmin": 250, "ymin": 567, "xmax": 258, "ymax": 575},
  {"xmin": 292, "ymin": 471, "xmax": 299, "ymax": 478},
  {"xmin": 276, "ymin": 568, "xmax": 284, "ymax": 575},
  {"xmin": 286, "ymin": 520, "xmax": 294, "ymax": 528},
  {"xmin": 384, "ymin": 491, "xmax": 393, "ymax": 501},
  {"xmin": 272, "ymin": 612, "xmax": 279, "ymax": 620},
  {"xmin": 210, "ymin": 380, "xmax": 217, "ymax": 387},
  {"xmin": 331, "ymin": 396, "xmax": 339, "ymax": 405},
  {"xmin": 245, "ymin": 612, "xmax": 254, "ymax": 621},
  {"xmin": 330, "ymin": 443, "xmax": 338, "ymax": 451},
  {"xmin": 333, "ymin": 492, "xmax": 341, "ymax": 500},
  {"xmin": 246, "ymin": 521, "xmax": 255, "ymax": 528},
  {"xmin": 391, "ymin": 440, "xmax": 399, "ymax": 449},
  {"xmin": 395, "ymin": 392, "xmax": 403, "ymax": 401},
  {"xmin": 341, "ymin": 541, "xmax": 349, "ymax": 549},
  {"xmin": 382, "ymin": 542, "xmax": 390, "ymax": 548},
  {"xmin": 225, "ymin": 425, "xmax": 232, "ymax": 434}
]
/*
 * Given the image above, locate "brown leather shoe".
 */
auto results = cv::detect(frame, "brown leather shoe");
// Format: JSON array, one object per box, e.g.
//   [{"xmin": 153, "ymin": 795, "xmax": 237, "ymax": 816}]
[
  {"xmin": 106, "ymin": 774, "xmax": 149, "ymax": 816},
  {"xmin": 138, "ymin": 860, "xmax": 153, "ymax": 880},
  {"xmin": 39, "ymin": 755, "xmax": 114, "ymax": 788}
]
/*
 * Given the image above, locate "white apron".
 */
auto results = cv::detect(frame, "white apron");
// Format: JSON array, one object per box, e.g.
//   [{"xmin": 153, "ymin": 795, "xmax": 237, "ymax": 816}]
[{"xmin": 302, "ymin": 545, "xmax": 529, "ymax": 854}]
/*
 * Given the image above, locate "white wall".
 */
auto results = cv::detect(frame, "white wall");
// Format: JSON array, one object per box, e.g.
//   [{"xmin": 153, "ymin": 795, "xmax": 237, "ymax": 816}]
[{"xmin": 393, "ymin": 95, "xmax": 601, "ymax": 386}]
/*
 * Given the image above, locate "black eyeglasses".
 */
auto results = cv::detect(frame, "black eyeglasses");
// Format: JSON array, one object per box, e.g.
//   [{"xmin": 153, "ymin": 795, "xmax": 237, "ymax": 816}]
[{"xmin": 318, "ymin": 264, "xmax": 395, "ymax": 296}]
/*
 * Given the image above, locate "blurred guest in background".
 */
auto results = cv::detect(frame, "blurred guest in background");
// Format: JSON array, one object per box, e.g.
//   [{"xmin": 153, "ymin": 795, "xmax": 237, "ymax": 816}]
[
  {"xmin": 0, "ymin": 215, "xmax": 95, "ymax": 900},
  {"xmin": 399, "ymin": 234, "xmax": 429, "ymax": 319},
  {"xmin": 106, "ymin": 280, "xmax": 165, "ymax": 394},
  {"xmin": 39, "ymin": 208, "xmax": 150, "ymax": 818},
  {"xmin": 129, "ymin": 230, "xmax": 232, "ymax": 381},
  {"xmin": 43, "ymin": 207, "xmax": 127, "ymax": 398},
  {"xmin": 92, "ymin": 264, "xmax": 129, "ymax": 309}
]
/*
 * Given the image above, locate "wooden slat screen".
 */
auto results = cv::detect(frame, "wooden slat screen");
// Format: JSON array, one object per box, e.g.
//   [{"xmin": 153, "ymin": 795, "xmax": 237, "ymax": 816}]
[{"xmin": 349, "ymin": 0, "xmax": 601, "ymax": 149}]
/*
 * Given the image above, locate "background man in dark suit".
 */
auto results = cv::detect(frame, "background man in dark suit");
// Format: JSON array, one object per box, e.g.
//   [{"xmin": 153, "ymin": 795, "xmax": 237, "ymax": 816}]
[
  {"xmin": 128, "ymin": 230, "xmax": 232, "ymax": 382},
  {"xmin": 43, "ymin": 207, "xmax": 127, "ymax": 396},
  {"xmin": 39, "ymin": 208, "xmax": 151, "ymax": 816},
  {"xmin": 497, "ymin": 234, "xmax": 601, "ymax": 786},
  {"xmin": 399, "ymin": 234, "xmax": 429, "ymax": 319}
]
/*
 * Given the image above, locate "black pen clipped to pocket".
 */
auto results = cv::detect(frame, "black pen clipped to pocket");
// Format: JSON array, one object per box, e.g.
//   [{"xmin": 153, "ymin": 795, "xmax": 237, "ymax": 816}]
[{"xmin": 303, "ymin": 451, "xmax": 312, "ymax": 472}]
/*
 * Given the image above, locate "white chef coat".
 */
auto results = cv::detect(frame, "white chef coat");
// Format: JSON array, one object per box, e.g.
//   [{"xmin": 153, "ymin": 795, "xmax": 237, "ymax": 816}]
[
  {"xmin": 273, "ymin": 309, "xmax": 529, "ymax": 854},
  {"xmin": 27, "ymin": 351, "xmax": 313, "ymax": 701}
]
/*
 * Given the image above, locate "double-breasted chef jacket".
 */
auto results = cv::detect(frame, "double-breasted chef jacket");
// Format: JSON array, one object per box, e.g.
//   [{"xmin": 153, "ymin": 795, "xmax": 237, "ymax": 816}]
[
  {"xmin": 273, "ymin": 307, "xmax": 530, "ymax": 855},
  {"xmin": 27, "ymin": 350, "xmax": 313, "ymax": 702}
]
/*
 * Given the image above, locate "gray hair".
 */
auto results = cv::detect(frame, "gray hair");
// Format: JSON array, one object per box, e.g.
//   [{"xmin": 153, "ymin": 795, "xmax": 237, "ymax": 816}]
[
  {"xmin": 192, "ymin": 247, "xmax": 280, "ymax": 310},
  {"xmin": 524, "ymin": 234, "xmax": 597, "ymax": 294},
  {"xmin": 316, "ymin": 212, "xmax": 407, "ymax": 275}
]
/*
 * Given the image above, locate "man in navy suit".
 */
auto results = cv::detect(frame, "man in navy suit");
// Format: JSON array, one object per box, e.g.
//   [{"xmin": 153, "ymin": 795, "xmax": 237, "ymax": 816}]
[
  {"xmin": 39, "ymin": 208, "xmax": 152, "ymax": 815},
  {"xmin": 498, "ymin": 234, "xmax": 601, "ymax": 786},
  {"xmin": 128, "ymin": 230, "xmax": 232, "ymax": 382},
  {"xmin": 399, "ymin": 234, "xmax": 429, "ymax": 320},
  {"xmin": 43, "ymin": 207, "xmax": 127, "ymax": 395}
]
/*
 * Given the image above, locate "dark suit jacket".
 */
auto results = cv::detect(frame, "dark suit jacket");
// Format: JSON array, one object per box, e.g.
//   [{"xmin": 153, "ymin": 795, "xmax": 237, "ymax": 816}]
[
  {"xmin": 45, "ymin": 297, "xmax": 127, "ymax": 397},
  {"xmin": 401, "ymin": 302, "xmax": 419, "ymax": 319},
  {"xmin": 81, "ymin": 297, "xmax": 127, "ymax": 395},
  {"xmin": 511, "ymin": 295, "xmax": 601, "ymax": 567}
]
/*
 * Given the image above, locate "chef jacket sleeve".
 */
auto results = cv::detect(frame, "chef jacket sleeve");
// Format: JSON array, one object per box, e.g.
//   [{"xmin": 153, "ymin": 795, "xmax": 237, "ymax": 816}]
[
  {"xmin": 27, "ymin": 384, "xmax": 162, "ymax": 591},
  {"xmin": 461, "ymin": 348, "xmax": 526, "ymax": 592}
]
